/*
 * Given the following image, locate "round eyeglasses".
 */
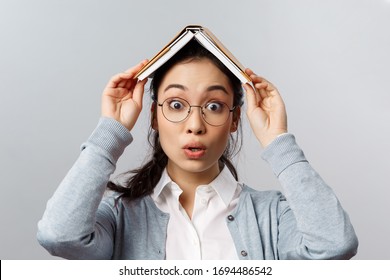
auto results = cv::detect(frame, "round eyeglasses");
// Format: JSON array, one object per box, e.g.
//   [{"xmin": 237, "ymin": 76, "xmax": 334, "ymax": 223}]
[{"xmin": 157, "ymin": 97, "xmax": 235, "ymax": 126}]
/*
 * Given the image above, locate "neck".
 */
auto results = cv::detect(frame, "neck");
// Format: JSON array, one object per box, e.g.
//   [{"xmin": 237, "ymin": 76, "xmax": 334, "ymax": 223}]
[{"xmin": 166, "ymin": 162, "xmax": 220, "ymax": 193}]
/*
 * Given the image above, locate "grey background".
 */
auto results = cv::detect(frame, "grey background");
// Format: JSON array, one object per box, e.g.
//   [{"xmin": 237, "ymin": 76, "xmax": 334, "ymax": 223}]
[{"xmin": 0, "ymin": 0, "xmax": 389, "ymax": 259}]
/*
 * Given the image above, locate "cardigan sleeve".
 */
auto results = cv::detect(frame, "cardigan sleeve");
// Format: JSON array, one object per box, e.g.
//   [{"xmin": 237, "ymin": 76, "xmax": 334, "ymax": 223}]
[
  {"xmin": 261, "ymin": 133, "xmax": 358, "ymax": 259},
  {"xmin": 37, "ymin": 117, "xmax": 132, "ymax": 259}
]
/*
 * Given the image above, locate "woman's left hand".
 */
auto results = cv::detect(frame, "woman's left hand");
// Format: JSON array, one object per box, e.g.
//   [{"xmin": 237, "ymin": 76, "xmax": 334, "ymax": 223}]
[{"xmin": 243, "ymin": 69, "xmax": 288, "ymax": 147}]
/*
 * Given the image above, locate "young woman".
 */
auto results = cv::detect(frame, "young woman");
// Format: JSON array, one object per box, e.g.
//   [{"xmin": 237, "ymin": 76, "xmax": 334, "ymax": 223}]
[{"xmin": 37, "ymin": 40, "xmax": 358, "ymax": 259}]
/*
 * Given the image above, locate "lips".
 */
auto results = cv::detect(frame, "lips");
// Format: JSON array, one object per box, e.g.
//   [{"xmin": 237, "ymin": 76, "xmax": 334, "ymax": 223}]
[{"xmin": 183, "ymin": 143, "xmax": 206, "ymax": 159}]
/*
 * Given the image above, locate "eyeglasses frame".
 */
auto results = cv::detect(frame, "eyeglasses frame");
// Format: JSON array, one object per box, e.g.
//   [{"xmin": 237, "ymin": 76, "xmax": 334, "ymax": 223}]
[{"xmin": 156, "ymin": 97, "xmax": 236, "ymax": 127}]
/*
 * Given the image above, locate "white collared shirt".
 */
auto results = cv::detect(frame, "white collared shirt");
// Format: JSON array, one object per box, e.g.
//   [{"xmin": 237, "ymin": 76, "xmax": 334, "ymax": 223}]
[{"xmin": 150, "ymin": 167, "xmax": 242, "ymax": 260}]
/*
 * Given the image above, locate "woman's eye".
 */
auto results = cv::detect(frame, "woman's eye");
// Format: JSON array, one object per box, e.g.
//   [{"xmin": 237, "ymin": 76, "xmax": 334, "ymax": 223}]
[
  {"xmin": 205, "ymin": 102, "xmax": 223, "ymax": 112},
  {"xmin": 168, "ymin": 100, "xmax": 184, "ymax": 110}
]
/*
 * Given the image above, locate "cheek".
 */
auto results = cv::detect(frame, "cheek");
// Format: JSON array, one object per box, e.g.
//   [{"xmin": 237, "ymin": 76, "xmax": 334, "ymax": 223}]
[
  {"xmin": 158, "ymin": 132, "xmax": 173, "ymax": 159},
  {"xmin": 220, "ymin": 119, "xmax": 235, "ymax": 139},
  {"xmin": 156, "ymin": 118, "xmax": 179, "ymax": 154},
  {"xmin": 211, "ymin": 126, "xmax": 232, "ymax": 150},
  {"xmin": 154, "ymin": 110, "xmax": 170, "ymax": 131}
]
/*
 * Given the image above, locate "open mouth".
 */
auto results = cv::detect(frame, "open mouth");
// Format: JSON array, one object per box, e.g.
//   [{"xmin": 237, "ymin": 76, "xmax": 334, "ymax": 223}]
[{"xmin": 183, "ymin": 144, "xmax": 206, "ymax": 159}]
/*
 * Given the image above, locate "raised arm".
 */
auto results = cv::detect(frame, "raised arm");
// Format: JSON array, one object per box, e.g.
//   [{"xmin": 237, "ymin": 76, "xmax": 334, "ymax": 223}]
[
  {"xmin": 37, "ymin": 61, "xmax": 148, "ymax": 259},
  {"xmin": 243, "ymin": 70, "xmax": 358, "ymax": 259}
]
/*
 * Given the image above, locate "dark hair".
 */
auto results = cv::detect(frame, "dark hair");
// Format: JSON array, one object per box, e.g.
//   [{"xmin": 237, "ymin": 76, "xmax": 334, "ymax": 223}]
[{"xmin": 107, "ymin": 40, "xmax": 243, "ymax": 200}]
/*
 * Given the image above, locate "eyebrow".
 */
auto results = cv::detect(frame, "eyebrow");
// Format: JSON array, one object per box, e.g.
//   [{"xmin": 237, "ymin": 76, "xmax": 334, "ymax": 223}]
[
  {"xmin": 164, "ymin": 84, "xmax": 188, "ymax": 92},
  {"xmin": 206, "ymin": 85, "xmax": 229, "ymax": 95}
]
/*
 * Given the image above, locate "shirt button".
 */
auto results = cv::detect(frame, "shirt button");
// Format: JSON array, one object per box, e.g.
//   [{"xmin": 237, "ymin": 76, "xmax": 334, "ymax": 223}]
[
  {"xmin": 227, "ymin": 215, "xmax": 235, "ymax": 221},
  {"xmin": 201, "ymin": 198, "xmax": 207, "ymax": 205},
  {"xmin": 241, "ymin": 250, "xmax": 248, "ymax": 257}
]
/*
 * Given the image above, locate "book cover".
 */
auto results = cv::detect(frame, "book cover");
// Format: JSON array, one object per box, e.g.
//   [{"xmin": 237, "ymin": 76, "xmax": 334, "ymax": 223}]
[{"xmin": 135, "ymin": 25, "xmax": 251, "ymax": 83}]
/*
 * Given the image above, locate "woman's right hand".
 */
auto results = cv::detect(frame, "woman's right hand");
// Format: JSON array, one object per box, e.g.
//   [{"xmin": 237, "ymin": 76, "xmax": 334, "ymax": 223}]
[{"xmin": 101, "ymin": 60, "xmax": 149, "ymax": 131}]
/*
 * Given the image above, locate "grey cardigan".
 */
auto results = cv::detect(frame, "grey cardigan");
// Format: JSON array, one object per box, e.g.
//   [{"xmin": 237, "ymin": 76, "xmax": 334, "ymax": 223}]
[{"xmin": 37, "ymin": 117, "xmax": 358, "ymax": 259}]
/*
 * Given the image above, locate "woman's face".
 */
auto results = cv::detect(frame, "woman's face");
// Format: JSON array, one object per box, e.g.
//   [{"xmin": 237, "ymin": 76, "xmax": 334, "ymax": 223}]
[{"xmin": 154, "ymin": 58, "xmax": 238, "ymax": 182}]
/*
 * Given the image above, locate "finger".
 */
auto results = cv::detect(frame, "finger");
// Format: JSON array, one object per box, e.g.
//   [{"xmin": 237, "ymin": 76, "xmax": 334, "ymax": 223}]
[
  {"xmin": 117, "ymin": 74, "xmax": 134, "ymax": 88},
  {"xmin": 247, "ymin": 73, "xmax": 274, "ymax": 95},
  {"xmin": 243, "ymin": 83, "xmax": 260, "ymax": 112},
  {"xmin": 254, "ymin": 81, "xmax": 272, "ymax": 94},
  {"xmin": 132, "ymin": 78, "xmax": 148, "ymax": 108},
  {"xmin": 106, "ymin": 72, "xmax": 132, "ymax": 89},
  {"xmin": 124, "ymin": 59, "xmax": 148, "ymax": 89},
  {"xmin": 246, "ymin": 68, "xmax": 268, "ymax": 85},
  {"xmin": 253, "ymin": 85, "xmax": 268, "ymax": 101},
  {"xmin": 250, "ymin": 74, "xmax": 270, "ymax": 84},
  {"xmin": 124, "ymin": 77, "xmax": 137, "ymax": 90},
  {"xmin": 247, "ymin": 74, "xmax": 269, "ymax": 99},
  {"xmin": 106, "ymin": 60, "xmax": 149, "ymax": 89},
  {"xmin": 246, "ymin": 70, "xmax": 268, "ymax": 85},
  {"xmin": 245, "ymin": 68, "xmax": 255, "ymax": 77},
  {"xmin": 245, "ymin": 68, "xmax": 281, "ymax": 99},
  {"xmin": 254, "ymin": 79, "xmax": 280, "ymax": 99},
  {"xmin": 124, "ymin": 59, "xmax": 149, "ymax": 76}
]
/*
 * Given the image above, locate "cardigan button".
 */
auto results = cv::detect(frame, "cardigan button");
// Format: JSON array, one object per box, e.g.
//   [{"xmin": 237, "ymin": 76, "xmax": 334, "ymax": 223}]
[
  {"xmin": 241, "ymin": 250, "xmax": 248, "ymax": 257},
  {"xmin": 227, "ymin": 215, "xmax": 235, "ymax": 221}
]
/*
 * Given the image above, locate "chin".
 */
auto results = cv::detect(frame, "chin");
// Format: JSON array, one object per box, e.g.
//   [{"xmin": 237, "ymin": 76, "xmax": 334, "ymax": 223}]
[{"xmin": 169, "ymin": 159, "xmax": 220, "ymax": 175}]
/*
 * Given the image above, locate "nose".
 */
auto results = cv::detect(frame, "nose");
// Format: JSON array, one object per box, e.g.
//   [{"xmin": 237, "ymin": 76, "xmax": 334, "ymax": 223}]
[{"xmin": 186, "ymin": 106, "xmax": 206, "ymax": 135}]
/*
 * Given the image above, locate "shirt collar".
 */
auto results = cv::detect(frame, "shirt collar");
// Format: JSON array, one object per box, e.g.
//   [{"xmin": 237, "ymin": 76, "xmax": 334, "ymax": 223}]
[
  {"xmin": 205, "ymin": 166, "xmax": 238, "ymax": 207},
  {"xmin": 151, "ymin": 167, "xmax": 239, "ymax": 207},
  {"xmin": 151, "ymin": 169, "xmax": 172, "ymax": 201}
]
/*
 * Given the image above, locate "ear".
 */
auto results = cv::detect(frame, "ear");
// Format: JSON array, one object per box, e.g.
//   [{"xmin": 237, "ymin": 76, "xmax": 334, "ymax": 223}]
[
  {"xmin": 230, "ymin": 107, "xmax": 241, "ymax": 132},
  {"xmin": 151, "ymin": 102, "xmax": 158, "ymax": 130}
]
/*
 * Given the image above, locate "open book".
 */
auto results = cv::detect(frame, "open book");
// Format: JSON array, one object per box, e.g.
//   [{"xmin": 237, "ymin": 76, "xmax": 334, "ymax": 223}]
[{"xmin": 135, "ymin": 25, "xmax": 251, "ymax": 83}]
